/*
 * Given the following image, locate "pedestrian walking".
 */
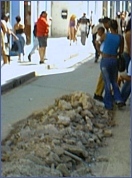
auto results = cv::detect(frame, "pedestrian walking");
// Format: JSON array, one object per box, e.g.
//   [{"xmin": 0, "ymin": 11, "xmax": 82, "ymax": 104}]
[
  {"xmin": 68, "ymin": 14, "xmax": 78, "ymax": 46},
  {"xmin": 78, "ymin": 13, "xmax": 90, "ymax": 45},
  {"xmin": 36, "ymin": 11, "xmax": 50, "ymax": 64},
  {"xmin": 99, "ymin": 19, "xmax": 125, "ymax": 110},
  {"xmin": 14, "ymin": 15, "xmax": 26, "ymax": 62},
  {"xmin": 28, "ymin": 22, "xmax": 39, "ymax": 61}
]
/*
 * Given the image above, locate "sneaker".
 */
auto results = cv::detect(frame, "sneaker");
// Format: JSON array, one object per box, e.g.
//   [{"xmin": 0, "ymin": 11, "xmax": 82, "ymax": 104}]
[
  {"xmin": 28, "ymin": 54, "xmax": 31, "ymax": 62},
  {"xmin": 93, "ymin": 94, "xmax": 103, "ymax": 102}
]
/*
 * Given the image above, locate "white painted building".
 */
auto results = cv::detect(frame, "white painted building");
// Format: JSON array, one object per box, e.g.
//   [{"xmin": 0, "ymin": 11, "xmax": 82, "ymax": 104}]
[{"xmin": 1, "ymin": 1, "xmax": 131, "ymax": 41}]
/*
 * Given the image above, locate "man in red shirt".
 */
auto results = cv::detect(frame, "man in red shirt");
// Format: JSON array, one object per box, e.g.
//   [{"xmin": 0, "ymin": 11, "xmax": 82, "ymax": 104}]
[{"xmin": 36, "ymin": 11, "xmax": 49, "ymax": 64}]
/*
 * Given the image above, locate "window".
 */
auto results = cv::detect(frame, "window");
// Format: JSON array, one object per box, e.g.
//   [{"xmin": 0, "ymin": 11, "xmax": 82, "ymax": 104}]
[{"xmin": 1, "ymin": 1, "xmax": 10, "ymax": 14}]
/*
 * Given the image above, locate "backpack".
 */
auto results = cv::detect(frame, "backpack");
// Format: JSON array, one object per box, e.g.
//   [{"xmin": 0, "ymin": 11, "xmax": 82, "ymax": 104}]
[{"xmin": 33, "ymin": 23, "xmax": 37, "ymax": 37}]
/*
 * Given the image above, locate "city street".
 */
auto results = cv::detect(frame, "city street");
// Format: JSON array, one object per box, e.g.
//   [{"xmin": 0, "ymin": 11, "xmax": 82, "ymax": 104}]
[
  {"xmin": 1, "ymin": 35, "xmax": 131, "ymax": 177},
  {"xmin": 1, "ymin": 36, "xmax": 93, "ymax": 87}
]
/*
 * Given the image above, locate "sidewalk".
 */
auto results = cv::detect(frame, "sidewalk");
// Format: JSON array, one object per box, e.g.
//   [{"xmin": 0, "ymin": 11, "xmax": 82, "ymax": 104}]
[{"xmin": 1, "ymin": 36, "xmax": 94, "ymax": 93}]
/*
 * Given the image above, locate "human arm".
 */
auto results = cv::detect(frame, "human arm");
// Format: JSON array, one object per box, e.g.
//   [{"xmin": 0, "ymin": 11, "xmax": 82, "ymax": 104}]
[
  {"xmin": 119, "ymin": 60, "xmax": 131, "ymax": 81},
  {"xmin": 118, "ymin": 35, "xmax": 124, "ymax": 54},
  {"xmin": 119, "ymin": 74, "xmax": 131, "ymax": 81},
  {"xmin": 125, "ymin": 32, "xmax": 131, "ymax": 56},
  {"xmin": 10, "ymin": 31, "xmax": 19, "ymax": 40}
]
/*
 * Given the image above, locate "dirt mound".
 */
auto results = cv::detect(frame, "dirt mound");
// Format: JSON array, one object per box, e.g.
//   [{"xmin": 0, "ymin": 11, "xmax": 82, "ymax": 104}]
[{"xmin": 2, "ymin": 91, "xmax": 115, "ymax": 177}]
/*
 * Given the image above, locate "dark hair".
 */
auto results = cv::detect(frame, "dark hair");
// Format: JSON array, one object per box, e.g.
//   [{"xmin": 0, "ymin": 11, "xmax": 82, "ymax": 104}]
[
  {"xmin": 125, "ymin": 18, "xmax": 131, "ymax": 32},
  {"xmin": 109, "ymin": 19, "xmax": 118, "ymax": 30},
  {"xmin": 40, "ymin": 11, "xmax": 47, "ymax": 16},
  {"xmin": 98, "ymin": 18, "xmax": 103, "ymax": 23},
  {"xmin": 98, "ymin": 26, "xmax": 105, "ymax": 33},
  {"xmin": 16, "ymin": 16, "xmax": 21, "ymax": 23},
  {"xmin": 102, "ymin": 16, "xmax": 111, "ymax": 23}
]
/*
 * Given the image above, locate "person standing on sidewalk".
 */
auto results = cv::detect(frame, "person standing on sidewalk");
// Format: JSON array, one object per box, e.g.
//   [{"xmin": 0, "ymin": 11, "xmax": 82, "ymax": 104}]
[
  {"xmin": 14, "ymin": 16, "xmax": 26, "ymax": 62},
  {"xmin": 28, "ymin": 16, "xmax": 52, "ymax": 62},
  {"xmin": 119, "ymin": 18, "xmax": 131, "ymax": 105},
  {"xmin": 120, "ymin": 60, "xmax": 131, "ymax": 105},
  {"xmin": 99, "ymin": 19, "xmax": 125, "ymax": 110},
  {"xmin": 36, "ymin": 11, "xmax": 49, "ymax": 64},
  {"xmin": 78, "ymin": 13, "xmax": 90, "ymax": 45},
  {"xmin": 93, "ymin": 17, "xmax": 111, "ymax": 102},
  {"xmin": 1, "ymin": 14, "xmax": 18, "ymax": 64}
]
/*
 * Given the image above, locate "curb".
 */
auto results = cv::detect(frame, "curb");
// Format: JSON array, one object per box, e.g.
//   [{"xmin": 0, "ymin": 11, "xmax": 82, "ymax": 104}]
[{"xmin": 1, "ymin": 72, "xmax": 36, "ymax": 94}]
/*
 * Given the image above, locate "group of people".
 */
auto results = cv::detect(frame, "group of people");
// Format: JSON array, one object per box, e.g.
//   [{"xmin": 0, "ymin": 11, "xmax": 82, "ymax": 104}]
[
  {"xmin": 1, "ymin": 11, "xmax": 131, "ymax": 110},
  {"xmin": 1, "ymin": 13, "xmax": 26, "ymax": 64},
  {"xmin": 92, "ymin": 15, "xmax": 131, "ymax": 110},
  {"xmin": 1, "ymin": 11, "xmax": 52, "ymax": 65},
  {"xmin": 67, "ymin": 13, "xmax": 91, "ymax": 46}
]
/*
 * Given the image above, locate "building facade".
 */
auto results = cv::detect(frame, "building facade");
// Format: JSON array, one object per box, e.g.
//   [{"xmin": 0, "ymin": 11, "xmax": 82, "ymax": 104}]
[{"xmin": 1, "ymin": 1, "xmax": 131, "ymax": 41}]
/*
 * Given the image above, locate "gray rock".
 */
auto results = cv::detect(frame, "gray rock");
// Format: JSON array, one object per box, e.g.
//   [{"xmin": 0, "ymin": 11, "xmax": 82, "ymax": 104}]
[{"xmin": 56, "ymin": 163, "xmax": 70, "ymax": 176}]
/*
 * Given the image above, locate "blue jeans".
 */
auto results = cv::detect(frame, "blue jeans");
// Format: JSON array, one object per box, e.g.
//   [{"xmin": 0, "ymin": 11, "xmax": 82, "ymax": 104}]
[
  {"xmin": 16, "ymin": 33, "xmax": 26, "ymax": 55},
  {"xmin": 30, "ymin": 37, "xmax": 39, "ymax": 55},
  {"xmin": 100, "ymin": 58, "xmax": 123, "ymax": 109},
  {"xmin": 120, "ymin": 52, "xmax": 131, "ymax": 103},
  {"xmin": 121, "ymin": 81, "xmax": 131, "ymax": 103},
  {"xmin": 122, "ymin": 52, "xmax": 131, "ymax": 72}
]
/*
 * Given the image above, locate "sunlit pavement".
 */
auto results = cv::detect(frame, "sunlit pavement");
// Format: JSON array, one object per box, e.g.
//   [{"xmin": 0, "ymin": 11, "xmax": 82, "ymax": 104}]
[{"xmin": 1, "ymin": 35, "xmax": 95, "ymax": 86}]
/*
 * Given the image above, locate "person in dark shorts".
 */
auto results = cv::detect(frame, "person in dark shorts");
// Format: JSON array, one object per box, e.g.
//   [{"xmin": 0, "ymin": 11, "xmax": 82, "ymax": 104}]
[{"xmin": 36, "ymin": 11, "xmax": 49, "ymax": 64}]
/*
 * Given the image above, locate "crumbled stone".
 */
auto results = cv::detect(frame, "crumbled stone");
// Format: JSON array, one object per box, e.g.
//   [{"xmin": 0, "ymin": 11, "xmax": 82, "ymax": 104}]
[{"xmin": 2, "ymin": 91, "xmax": 115, "ymax": 177}]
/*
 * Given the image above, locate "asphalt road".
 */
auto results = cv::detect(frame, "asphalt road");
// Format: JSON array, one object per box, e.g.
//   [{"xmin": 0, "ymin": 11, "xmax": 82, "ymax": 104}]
[{"xmin": 1, "ymin": 56, "xmax": 131, "ymax": 177}]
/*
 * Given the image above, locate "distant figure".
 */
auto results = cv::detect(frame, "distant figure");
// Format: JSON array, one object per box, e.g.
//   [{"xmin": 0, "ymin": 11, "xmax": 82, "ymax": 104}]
[
  {"xmin": 115, "ymin": 12, "xmax": 122, "ymax": 35},
  {"xmin": 4, "ymin": 13, "xmax": 13, "ymax": 45},
  {"xmin": 28, "ymin": 22, "xmax": 39, "ymax": 61},
  {"xmin": 1, "ymin": 13, "xmax": 18, "ymax": 64},
  {"xmin": 14, "ymin": 15, "xmax": 26, "ymax": 61},
  {"xmin": 28, "ymin": 16, "xmax": 52, "ymax": 62},
  {"xmin": 25, "ymin": 11, "xmax": 31, "ymax": 44},
  {"xmin": 120, "ymin": 11, "xmax": 127, "ymax": 34},
  {"xmin": 78, "ymin": 13, "xmax": 90, "ymax": 45},
  {"xmin": 36, "ymin": 11, "xmax": 50, "ymax": 64},
  {"xmin": 68, "ymin": 14, "xmax": 78, "ymax": 46}
]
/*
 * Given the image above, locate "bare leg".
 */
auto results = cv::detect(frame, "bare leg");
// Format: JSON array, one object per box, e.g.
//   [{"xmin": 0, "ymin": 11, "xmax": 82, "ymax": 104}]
[{"xmin": 38, "ymin": 47, "xmax": 46, "ymax": 62}]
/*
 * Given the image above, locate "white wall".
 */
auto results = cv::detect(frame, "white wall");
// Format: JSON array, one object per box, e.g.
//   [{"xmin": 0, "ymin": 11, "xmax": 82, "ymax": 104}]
[
  {"xmin": 51, "ymin": 1, "xmax": 103, "ymax": 37},
  {"xmin": 51, "ymin": 1, "xmax": 70, "ymax": 37}
]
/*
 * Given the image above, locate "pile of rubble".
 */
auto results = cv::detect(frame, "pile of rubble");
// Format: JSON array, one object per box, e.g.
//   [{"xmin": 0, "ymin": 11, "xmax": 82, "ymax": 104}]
[{"xmin": 2, "ymin": 91, "xmax": 115, "ymax": 177}]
